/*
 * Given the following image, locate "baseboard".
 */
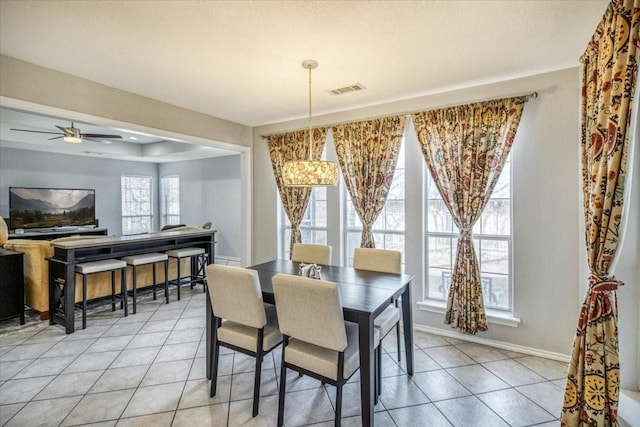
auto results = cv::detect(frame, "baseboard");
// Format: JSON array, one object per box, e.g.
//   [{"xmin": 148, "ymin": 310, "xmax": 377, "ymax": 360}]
[
  {"xmin": 619, "ymin": 389, "xmax": 640, "ymax": 427},
  {"xmin": 413, "ymin": 323, "xmax": 571, "ymax": 363},
  {"xmin": 214, "ymin": 255, "xmax": 241, "ymax": 265}
]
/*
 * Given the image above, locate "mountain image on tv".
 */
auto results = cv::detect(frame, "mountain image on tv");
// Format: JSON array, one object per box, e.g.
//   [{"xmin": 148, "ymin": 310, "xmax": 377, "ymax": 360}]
[{"xmin": 9, "ymin": 187, "xmax": 95, "ymax": 229}]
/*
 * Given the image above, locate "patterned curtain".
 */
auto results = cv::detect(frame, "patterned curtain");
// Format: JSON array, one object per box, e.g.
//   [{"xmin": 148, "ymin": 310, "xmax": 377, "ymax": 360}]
[
  {"xmin": 412, "ymin": 97, "xmax": 527, "ymax": 334},
  {"xmin": 332, "ymin": 116, "xmax": 405, "ymax": 248},
  {"xmin": 268, "ymin": 129, "xmax": 327, "ymax": 257},
  {"xmin": 561, "ymin": 0, "xmax": 639, "ymax": 425}
]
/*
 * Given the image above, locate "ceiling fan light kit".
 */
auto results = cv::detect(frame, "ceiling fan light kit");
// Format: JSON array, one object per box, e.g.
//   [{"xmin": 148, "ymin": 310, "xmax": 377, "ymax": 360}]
[
  {"xmin": 283, "ymin": 60, "xmax": 339, "ymax": 187},
  {"xmin": 10, "ymin": 121, "xmax": 123, "ymax": 144},
  {"xmin": 63, "ymin": 136, "xmax": 82, "ymax": 144}
]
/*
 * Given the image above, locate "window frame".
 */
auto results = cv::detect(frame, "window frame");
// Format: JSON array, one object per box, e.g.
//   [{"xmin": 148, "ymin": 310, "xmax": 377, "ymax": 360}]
[
  {"xmin": 423, "ymin": 156, "xmax": 514, "ymax": 313},
  {"xmin": 160, "ymin": 175, "xmax": 180, "ymax": 227},
  {"xmin": 342, "ymin": 138, "xmax": 406, "ymax": 268},
  {"xmin": 121, "ymin": 174, "xmax": 153, "ymax": 235}
]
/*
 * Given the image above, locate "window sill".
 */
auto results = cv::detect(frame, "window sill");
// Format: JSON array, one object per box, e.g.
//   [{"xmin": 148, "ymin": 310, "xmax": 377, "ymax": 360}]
[{"xmin": 417, "ymin": 300, "xmax": 521, "ymax": 328}]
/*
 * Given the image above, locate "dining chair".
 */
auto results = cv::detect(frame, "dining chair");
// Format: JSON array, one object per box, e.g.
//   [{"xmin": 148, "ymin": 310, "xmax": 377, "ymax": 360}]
[
  {"xmin": 272, "ymin": 273, "xmax": 380, "ymax": 426},
  {"xmin": 206, "ymin": 264, "xmax": 283, "ymax": 417},
  {"xmin": 353, "ymin": 247, "xmax": 403, "ymax": 396},
  {"xmin": 290, "ymin": 243, "xmax": 332, "ymax": 265}
]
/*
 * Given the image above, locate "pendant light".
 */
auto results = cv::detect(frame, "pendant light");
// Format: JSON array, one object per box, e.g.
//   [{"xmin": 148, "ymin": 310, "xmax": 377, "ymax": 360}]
[{"xmin": 282, "ymin": 60, "xmax": 339, "ymax": 187}]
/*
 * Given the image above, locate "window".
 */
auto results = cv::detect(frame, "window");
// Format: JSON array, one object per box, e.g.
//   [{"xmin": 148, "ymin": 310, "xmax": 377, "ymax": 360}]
[
  {"xmin": 279, "ymin": 147, "xmax": 329, "ymax": 260},
  {"xmin": 424, "ymin": 156, "xmax": 512, "ymax": 312},
  {"xmin": 344, "ymin": 139, "xmax": 405, "ymax": 268},
  {"xmin": 121, "ymin": 175, "xmax": 153, "ymax": 234},
  {"xmin": 161, "ymin": 175, "xmax": 180, "ymax": 226},
  {"xmin": 281, "ymin": 187, "xmax": 327, "ymax": 259}
]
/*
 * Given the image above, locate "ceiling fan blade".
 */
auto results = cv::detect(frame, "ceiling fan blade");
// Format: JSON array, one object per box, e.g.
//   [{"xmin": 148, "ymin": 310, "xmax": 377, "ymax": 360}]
[
  {"xmin": 55, "ymin": 125, "xmax": 72, "ymax": 134},
  {"xmin": 48, "ymin": 136, "xmax": 64, "ymax": 140},
  {"xmin": 10, "ymin": 128, "xmax": 63, "ymax": 135},
  {"xmin": 82, "ymin": 133, "xmax": 123, "ymax": 139}
]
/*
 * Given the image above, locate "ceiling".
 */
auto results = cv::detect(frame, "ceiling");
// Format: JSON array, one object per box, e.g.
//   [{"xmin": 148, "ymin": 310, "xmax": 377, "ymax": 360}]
[{"xmin": 0, "ymin": 1, "xmax": 607, "ymax": 160}]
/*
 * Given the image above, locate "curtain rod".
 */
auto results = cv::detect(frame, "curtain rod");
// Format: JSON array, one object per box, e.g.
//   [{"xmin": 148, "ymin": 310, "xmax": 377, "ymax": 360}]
[{"xmin": 261, "ymin": 91, "xmax": 538, "ymax": 139}]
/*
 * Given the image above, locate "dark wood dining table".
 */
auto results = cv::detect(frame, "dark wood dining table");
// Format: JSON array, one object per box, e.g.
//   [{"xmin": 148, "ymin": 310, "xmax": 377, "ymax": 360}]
[{"xmin": 205, "ymin": 259, "xmax": 415, "ymax": 427}]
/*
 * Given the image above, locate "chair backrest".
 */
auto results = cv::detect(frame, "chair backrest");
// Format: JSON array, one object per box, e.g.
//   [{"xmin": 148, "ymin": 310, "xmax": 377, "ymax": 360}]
[
  {"xmin": 272, "ymin": 273, "xmax": 347, "ymax": 352},
  {"xmin": 353, "ymin": 248, "xmax": 401, "ymax": 274},
  {"xmin": 291, "ymin": 243, "xmax": 332, "ymax": 265},
  {"xmin": 206, "ymin": 264, "xmax": 267, "ymax": 329}
]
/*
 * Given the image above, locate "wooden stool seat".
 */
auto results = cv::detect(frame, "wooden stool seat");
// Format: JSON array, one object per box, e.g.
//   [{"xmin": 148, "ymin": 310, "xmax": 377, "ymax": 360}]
[
  {"xmin": 166, "ymin": 247, "xmax": 207, "ymax": 300},
  {"xmin": 75, "ymin": 259, "xmax": 127, "ymax": 329},
  {"xmin": 122, "ymin": 253, "xmax": 169, "ymax": 312}
]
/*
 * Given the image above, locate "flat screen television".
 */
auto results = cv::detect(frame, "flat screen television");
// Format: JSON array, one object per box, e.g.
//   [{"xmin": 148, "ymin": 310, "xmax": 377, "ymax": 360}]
[{"xmin": 9, "ymin": 187, "xmax": 96, "ymax": 230}]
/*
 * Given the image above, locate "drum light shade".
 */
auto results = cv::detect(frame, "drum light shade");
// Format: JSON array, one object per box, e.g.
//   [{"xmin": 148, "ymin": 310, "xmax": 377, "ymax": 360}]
[{"xmin": 282, "ymin": 160, "xmax": 339, "ymax": 187}]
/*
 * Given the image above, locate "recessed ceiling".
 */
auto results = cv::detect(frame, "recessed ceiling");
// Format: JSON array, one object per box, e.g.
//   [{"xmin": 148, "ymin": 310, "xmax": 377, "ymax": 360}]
[
  {"xmin": 0, "ymin": 107, "xmax": 237, "ymax": 162},
  {"xmin": 0, "ymin": 0, "xmax": 607, "ymax": 128}
]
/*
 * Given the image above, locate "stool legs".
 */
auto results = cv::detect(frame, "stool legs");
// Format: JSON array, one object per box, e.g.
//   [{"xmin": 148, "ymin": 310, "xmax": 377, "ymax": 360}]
[
  {"xmin": 164, "ymin": 259, "xmax": 169, "ymax": 304},
  {"xmin": 122, "ymin": 267, "xmax": 128, "ymax": 317},
  {"xmin": 131, "ymin": 265, "xmax": 138, "ymax": 315},
  {"xmin": 82, "ymin": 274, "xmax": 88, "ymax": 330},
  {"xmin": 176, "ymin": 257, "xmax": 182, "ymax": 301}
]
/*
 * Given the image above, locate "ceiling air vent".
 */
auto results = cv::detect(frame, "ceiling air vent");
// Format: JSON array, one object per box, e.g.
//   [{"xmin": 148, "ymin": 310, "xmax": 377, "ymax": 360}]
[{"xmin": 328, "ymin": 83, "xmax": 366, "ymax": 96}]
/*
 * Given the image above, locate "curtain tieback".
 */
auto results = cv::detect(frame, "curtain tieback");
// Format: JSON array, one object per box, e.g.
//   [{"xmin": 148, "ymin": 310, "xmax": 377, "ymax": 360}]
[
  {"xmin": 459, "ymin": 229, "xmax": 472, "ymax": 239},
  {"xmin": 587, "ymin": 273, "xmax": 623, "ymax": 292}
]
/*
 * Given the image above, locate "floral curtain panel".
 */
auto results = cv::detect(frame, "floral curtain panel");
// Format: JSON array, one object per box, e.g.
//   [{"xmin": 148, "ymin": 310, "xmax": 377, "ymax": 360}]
[
  {"xmin": 561, "ymin": 0, "xmax": 639, "ymax": 425},
  {"xmin": 267, "ymin": 129, "xmax": 327, "ymax": 257},
  {"xmin": 332, "ymin": 116, "xmax": 405, "ymax": 248},
  {"xmin": 412, "ymin": 97, "xmax": 527, "ymax": 334}
]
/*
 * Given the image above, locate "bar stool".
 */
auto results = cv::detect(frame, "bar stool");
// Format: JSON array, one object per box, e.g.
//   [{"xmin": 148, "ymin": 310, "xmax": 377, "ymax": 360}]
[
  {"xmin": 122, "ymin": 253, "xmax": 169, "ymax": 313},
  {"xmin": 166, "ymin": 247, "xmax": 208, "ymax": 300},
  {"xmin": 75, "ymin": 259, "xmax": 127, "ymax": 329}
]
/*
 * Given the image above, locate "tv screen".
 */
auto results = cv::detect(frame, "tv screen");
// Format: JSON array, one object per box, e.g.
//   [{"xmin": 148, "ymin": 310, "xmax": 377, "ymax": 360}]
[{"xmin": 9, "ymin": 187, "xmax": 96, "ymax": 230}]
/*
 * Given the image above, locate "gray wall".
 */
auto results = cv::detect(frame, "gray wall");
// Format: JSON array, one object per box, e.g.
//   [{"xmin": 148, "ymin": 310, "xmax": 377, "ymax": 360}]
[
  {"xmin": 0, "ymin": 148, "xmax": 243, "ymax": 261},
  {"xmin": 0, "ymin": 147, "xmax": 157, "ymax": 235},
  {"xmin": 159, "ymin": 155, "xmax": 242, "ymax": 259}
]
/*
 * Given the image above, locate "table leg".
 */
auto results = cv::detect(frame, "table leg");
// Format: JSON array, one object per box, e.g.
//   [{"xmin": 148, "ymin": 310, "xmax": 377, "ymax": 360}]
[
  {"xmin": 358, "ymin": 315, "xmax": 375, "ymax": 427},
  {"xmin": 401, "ymin": 281, "xmax": 414, "ymax": 375},
  {"xmin": 64, "ymin": 262, "xmax": 76, "ymax": 334}
]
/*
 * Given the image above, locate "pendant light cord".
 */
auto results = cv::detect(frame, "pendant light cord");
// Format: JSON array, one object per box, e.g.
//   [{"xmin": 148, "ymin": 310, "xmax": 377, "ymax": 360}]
[{"xmin": 308, "ymin": 65, "xmax": 313, "ymax": 161}]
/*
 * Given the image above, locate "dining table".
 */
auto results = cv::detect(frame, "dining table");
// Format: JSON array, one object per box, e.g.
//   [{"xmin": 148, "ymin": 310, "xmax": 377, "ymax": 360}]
[{"xmin": 205, "ymin": 259, "xmax": 415, "ymax": 427}]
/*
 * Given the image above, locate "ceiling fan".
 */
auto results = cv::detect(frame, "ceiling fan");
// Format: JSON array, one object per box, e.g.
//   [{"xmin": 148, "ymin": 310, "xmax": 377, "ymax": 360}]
[{"xmin": 10, "ymin": 121, "xmax": 123, "ymax": 144}]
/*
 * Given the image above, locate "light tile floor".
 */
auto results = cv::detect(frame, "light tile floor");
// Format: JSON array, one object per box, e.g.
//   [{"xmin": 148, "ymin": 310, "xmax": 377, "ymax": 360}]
[{"xmin": 0, "ymin": 283, "xmax": 568, "ymax": 426}]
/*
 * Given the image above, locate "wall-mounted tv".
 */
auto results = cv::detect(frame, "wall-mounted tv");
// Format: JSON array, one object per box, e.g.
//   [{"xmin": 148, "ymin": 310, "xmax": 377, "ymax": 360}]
[{"xmin": 9, "ymin": 187, "xmax": 96, "ymax": 230}]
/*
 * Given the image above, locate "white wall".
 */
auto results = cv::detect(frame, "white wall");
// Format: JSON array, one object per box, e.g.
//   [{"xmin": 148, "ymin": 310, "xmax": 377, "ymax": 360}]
[
  {"xmin": 159, "ymin": 155, "xmax": 242, "ymax": 259},
  {"xmin": 253, "ymin": 67, "xmax": 582, "ymax": 355},
  {"xmin": 0, "ymin": 146, "xmax": 158, "ymax": 235}
]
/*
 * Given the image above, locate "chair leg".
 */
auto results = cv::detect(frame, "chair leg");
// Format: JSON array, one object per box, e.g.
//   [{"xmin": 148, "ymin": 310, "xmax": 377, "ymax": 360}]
[
  {"xmin": 377, "ymin": 344, "xmax": 382, "ymax": 398},
  {"xmin": 253, "ymin": 354, "xmax": 263, "ymax": 417},
  {"xmin": 278, "ymin": 339, "xmax": 288, "ymax": 427},
  {"xmin": 210, "ymin": 343, "xmax": 220, "ymax": 397},
  {"xmin": 395, "ymin": 299, "xmax": 401, "ymax": 362},
  {"xmin": 335, "ymin": 383, "xmax": 343, "ymax": 427}
]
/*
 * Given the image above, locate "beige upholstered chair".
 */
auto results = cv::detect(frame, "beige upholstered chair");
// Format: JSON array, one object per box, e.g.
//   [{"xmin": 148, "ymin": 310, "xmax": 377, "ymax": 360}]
[
  {"xmin": 206, "ymin": 264, "xmax": 282, "ymax": 417},
  {"xmin": 353, "ymin": 247, "xmax": 403, "ymax": 396},
  {"xmin": 291, "ymin": 243, "xmax": 332, "ymax": 265},
  {"xmin": 272, "ymin": 273, "xmax": 380, "ymax": 426}
]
